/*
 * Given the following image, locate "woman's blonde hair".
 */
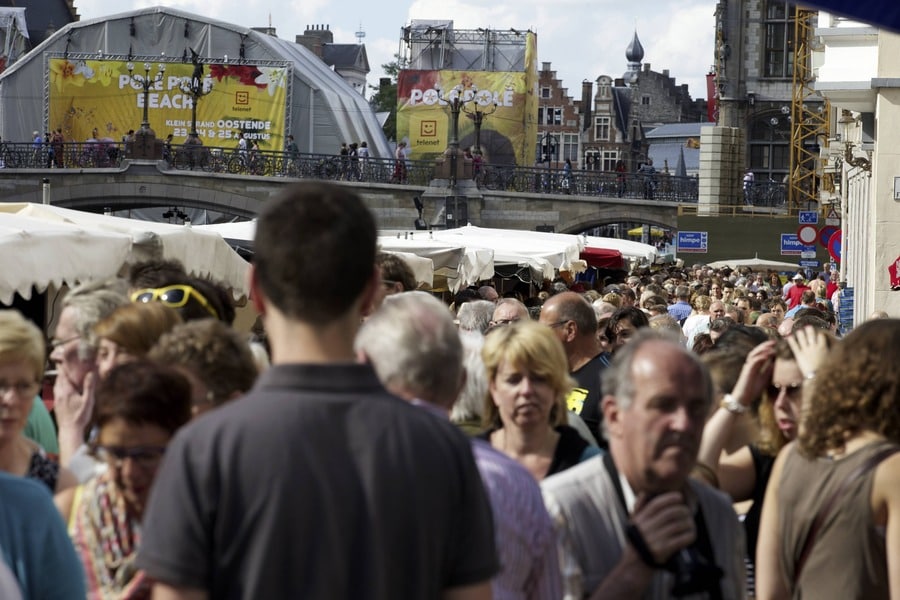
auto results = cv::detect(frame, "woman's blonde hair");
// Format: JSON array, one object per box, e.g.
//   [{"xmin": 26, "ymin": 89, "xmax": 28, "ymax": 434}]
[
  {"xmin": 481, "ymin": 320, "xmax": 573, "ymax": 429},
  {"xmin": 0, "ymin": 310, "xmax": 45, "ymax": 381}
]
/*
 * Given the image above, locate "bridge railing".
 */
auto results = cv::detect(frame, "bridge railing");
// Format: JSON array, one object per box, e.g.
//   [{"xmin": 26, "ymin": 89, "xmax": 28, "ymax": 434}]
[
  {"xmin": 743, "ymin": 180, "xmax": 787, "ymax": 208},
  {"xmin": 0, "ymin": 141, "xmax": 125, "ymax": 169},
  {"xmin": 0, "ymin": 140, "xmax": 699, "ymax": 202}
]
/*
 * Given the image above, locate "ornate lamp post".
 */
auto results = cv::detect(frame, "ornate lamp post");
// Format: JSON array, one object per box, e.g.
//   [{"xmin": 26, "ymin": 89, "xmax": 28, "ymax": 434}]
[
  {"xmin": 462, "ymin": 89, "xmax": 499, "ymax": 158},
  {"xmin": 434, "ymin": 83, "xmax": 475, "ymax": 187},
  {"xmin": 126, "ymin": 60, "xmax": 166, "ymax": 158},
  {"xmin": 178, "ymin": 51, "xmax": 215, "ymax": 146}
]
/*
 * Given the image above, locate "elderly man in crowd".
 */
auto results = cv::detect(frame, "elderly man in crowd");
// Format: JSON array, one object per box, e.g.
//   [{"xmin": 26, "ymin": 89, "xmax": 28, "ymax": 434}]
[
  {"xmin": 542, "ymin": 329, "xmax": 744, "ymax": 599},
  {"xmin": 357, "ymin": 291, "xmax": 562, "ymax": 599},
  {"xmin": 49, "ymin": 280, "xmax": 128, "ymax": 479},
  {"xmin": 489, "ymin": 297, "xmax": 530, "ymax": 329},
  {"xmin": 137, "ymin": 183, "xmax": 498, "ymax": 599}
]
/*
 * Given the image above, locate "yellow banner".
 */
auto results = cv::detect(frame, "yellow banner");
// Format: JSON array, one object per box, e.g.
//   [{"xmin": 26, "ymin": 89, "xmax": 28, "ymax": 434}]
[
  {"xmin": 397, "ymin": 65, "xmax": 535, "ymax": 166},
  {"xmin": 48, "ymin": 58, "xmax": 288, "ymax": 150}
]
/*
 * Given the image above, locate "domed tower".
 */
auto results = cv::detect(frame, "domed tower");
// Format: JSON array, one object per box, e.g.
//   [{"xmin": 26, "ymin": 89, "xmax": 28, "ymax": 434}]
[{"xmin": 623, "ymin": 30, "xmax": 644, "ymax": 87}]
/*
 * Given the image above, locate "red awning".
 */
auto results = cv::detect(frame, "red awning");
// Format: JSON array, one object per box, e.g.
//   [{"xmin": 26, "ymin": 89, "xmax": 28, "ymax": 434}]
[{"xmin": 580, "ymin": 247, "xmax": 625, "ymax": 270}]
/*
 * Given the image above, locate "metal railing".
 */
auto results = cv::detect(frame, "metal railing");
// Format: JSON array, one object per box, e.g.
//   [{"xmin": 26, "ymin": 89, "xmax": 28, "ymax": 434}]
[
  {"xmin": 0, "ymin": 141, "xmax": 125, "ymax": 169},
  {"xmin": 0, "ymin": 140, "xmax": 701, "ymax": 202},
  {"xmin": 743, "ymin": 180, "xmax": 787, "ymax": 208}
]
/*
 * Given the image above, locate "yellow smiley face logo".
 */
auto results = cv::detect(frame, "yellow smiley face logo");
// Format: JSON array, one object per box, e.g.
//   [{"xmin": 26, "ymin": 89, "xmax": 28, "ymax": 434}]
[{"xmin": 420, "ymin": 120, "xmax": 437, "ymax": 137}]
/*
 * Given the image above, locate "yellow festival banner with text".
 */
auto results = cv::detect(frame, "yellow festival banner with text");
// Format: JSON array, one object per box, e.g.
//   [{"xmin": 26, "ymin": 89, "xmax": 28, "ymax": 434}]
[
  {"xmin": 47, "ymin": 58, "xmax": 288, "ymax": 150},
  {"xmin": 397, "ymin": 46, "xmax": 538, "ymax": 166}
]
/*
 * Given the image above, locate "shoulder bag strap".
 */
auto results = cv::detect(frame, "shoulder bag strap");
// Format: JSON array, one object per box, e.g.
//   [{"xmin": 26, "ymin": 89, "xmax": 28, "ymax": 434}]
[{"xmin": 793, "ymin": 445, "xmax": 900, "ymax": 585}]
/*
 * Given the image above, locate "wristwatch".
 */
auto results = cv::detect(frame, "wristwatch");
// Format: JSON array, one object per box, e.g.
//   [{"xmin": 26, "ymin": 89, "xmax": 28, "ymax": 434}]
[{"xmin": 720, "ymin": 393, "xmax": 746, "ymax": 415}]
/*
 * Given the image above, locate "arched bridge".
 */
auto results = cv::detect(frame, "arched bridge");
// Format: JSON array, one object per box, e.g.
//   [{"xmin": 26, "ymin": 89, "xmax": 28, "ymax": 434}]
[{"xmin": 0, "ymin": 160, "xmax": 681, "ymax": 234}]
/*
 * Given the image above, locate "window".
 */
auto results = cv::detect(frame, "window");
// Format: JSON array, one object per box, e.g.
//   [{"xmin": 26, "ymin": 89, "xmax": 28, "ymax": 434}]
[
  {"xmin": 584, "ymin": 150, "xmax": 600, "ymax": 171},
  {"xmin": 598, "ymin": 78, "xmax": 612, "ymax": 99},
  {"xmin": 562, "ymin": 133, "xmax": 579, "ymax": 162},
  {"xmin": 602, "ymin": 150, "xmax": 618, "ymax": 172},
  {"xmin": 763, "ymin": 2, "xmax": 796, "ymax": 78},
  {"xmin": 594, "ymin": 116, "xmax": 610, "ymax": 141},
  {"xmin": 749, "ymin": 113, "xmax": 791, "ymax": 181},
  {"xmin": 641, "ymin": 95, "xmax": 651, "ymax": 106},
  {"xmin": 538, "ymin": 107, "xmax": 563, "ymax": 126},
  {"xmin": 541, "ymin": 87, "xmax": 551, "ymax": 99}
]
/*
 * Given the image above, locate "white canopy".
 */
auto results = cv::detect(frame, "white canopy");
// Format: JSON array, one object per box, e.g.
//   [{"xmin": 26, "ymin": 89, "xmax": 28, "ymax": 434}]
[
  {"xmin": 377, "ymin": 235, "xmax": 494, "ymax": 292},
  {"xmin": 431, "ymin": 225, "xmax": 586, "ymax": 281},
  {"xmin": 0, "ymin": 203, "xmax": 250, "ymax": 303},
  {"xmin": 195, "ymin": 220, "xmax": 439, "ymax": 289}
]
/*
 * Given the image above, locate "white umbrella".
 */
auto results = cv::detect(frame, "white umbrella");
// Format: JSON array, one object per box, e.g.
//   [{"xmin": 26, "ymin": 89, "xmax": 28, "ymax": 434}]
[{"xmin": 706, "ymin": 255, "xmax": 800, "ymax": 271}]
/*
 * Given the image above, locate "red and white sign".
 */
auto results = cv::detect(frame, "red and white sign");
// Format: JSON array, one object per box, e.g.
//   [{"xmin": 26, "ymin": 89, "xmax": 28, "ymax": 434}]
[{"xmin": 797, "ymin": 224, "xmax": 818, "ymax": 245}]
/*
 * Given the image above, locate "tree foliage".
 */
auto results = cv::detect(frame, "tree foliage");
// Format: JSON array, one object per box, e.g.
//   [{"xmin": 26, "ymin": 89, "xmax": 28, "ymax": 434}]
[{"xmin": 368, "ymin": 56, "xmax": 401, "ymax": 142}]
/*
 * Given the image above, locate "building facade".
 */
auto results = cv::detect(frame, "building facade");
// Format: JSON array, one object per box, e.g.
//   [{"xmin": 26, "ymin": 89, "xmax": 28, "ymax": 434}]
[
  {"xmin": 535, "ymin": 62, "xmax": 581, "ymax": 169},
  {"xmin": 295, "ymin": 24, "xmax": 370, "ymax": 95},
  {"xmin": 814, "ymin": 12, "xmax": 897, "ymax": 322}
]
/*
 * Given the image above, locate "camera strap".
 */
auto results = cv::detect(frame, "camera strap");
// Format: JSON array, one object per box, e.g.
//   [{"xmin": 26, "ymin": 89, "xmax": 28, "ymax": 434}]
[{"xmin": 603, "ymin": 453, "xmax": 724, "ymax": 599}]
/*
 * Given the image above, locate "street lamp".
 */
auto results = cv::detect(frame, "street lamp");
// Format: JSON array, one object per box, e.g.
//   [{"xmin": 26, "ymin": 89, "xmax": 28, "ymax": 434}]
[
  {"xmin": 126, "ymin": 60, "xmax": 166, "ymax": 134},
  {"xmin": 126, "ymin": 59, "xmax": 166, "ymax": 159},
  {"xmin": 838, "ymin": 109, "xmax": 871, "ymax": 172},
  {"xmin": 434, "ymin": 83, "xmax": 475, "ymax": 187},
  {"xmin": 178, "ymin": 51, "xmax": 215, "ymax": 146},
  {"xmin": 462, "ymin": 89, "xmax": 499, "ymax": 158}
]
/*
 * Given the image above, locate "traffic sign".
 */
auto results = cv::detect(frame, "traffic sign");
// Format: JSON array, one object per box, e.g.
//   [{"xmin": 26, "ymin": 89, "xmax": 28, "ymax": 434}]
[
  {"xmin": 800, "ymin": 250, "xmax": 817, "ymax": 259},
  {"xmin": 818, "ymin": 225, "xmax": 838, "ymax": 248},
  {"xmin": 799, "ymin": 211, "xmax": 819, "ymax": 225},
  {"xmin": 797, "ymin": 224, "xmax": 818, "ymax": 245},
  {"xmin": 828, "ymin": 229, "xmax": 843, "ymax": 262},
  {"xmin": 799, "ymin": 259, "xmax": 821, "ymax": 268},
  {"xmin": 781, "ymin": 234, "xmax": 815, "ymax": 256},
  {"xmin": 677, "ymin": 231, "xmax": 708, "ymax": 253},
  {"xmin": 825, "ymin": 207, "xmax": 840, "ymax": 227}
]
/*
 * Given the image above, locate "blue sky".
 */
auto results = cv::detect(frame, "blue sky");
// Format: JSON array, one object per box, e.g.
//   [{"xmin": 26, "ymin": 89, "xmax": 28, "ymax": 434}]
[{"xmin": 75, "ymin": 0, "xmax": 716, "ymax": 101}]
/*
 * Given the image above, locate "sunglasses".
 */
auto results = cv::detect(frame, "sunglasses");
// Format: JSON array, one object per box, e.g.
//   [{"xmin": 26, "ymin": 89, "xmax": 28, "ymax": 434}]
[
  {"xmin": 130, "ymin": 284, "xmax": 219, "ymax": 320},
  {"xmin": 90, "ymin": 444, "xmax": 167, "ymax": 469},
  {"xmin": 767, "ymin": 382, "xmax": 803, "ymax": 400}
]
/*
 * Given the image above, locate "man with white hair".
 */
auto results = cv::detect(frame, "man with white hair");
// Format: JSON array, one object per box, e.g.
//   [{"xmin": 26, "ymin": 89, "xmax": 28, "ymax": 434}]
[
  {"xmin": 357, "ymin": 292, "xmax": 563, "ymax": 599},
  {"xmin": 541, "ymin": 329, "xmax": 744, "ymax": 598}
]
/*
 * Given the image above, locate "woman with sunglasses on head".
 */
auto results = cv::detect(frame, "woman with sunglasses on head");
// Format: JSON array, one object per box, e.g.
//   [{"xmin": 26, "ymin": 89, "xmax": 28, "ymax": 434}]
[
  {"xmin": 0, "ymin": 310, "xmax": 78, "ymax": 494},
  {"xmin": 695, "ymin": 327, "xmax": 832, "ymax": 595},
  {"xmin": 57, "ymin": 360, "xmax": 192, "ymax": 599},
  {"xmin": 757, "ymin": 320, "xmax": 900, "ymax": 599}
]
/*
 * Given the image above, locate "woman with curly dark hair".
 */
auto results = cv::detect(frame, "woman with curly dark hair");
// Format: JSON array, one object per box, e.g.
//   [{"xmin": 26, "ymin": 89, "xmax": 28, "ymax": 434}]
[{"xmin": 757, "ymin": 319, "xmax": 900, "ymax": 599}]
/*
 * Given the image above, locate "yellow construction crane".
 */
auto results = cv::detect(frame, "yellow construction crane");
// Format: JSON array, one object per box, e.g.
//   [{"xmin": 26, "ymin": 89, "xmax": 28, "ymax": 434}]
[{"xmin": 789, "ymin": 7, "xmax": 830, "ymax": 211}]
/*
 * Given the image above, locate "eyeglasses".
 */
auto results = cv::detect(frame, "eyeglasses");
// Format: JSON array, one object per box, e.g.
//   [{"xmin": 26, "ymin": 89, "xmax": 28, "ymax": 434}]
[
  {"xmin": 90, "ymin": 444, "xmax": 167, "ymax": 469},
  {"xmin": 48, "ymin": 334, "xmax": 81, "ymax": 351},
  {"xmin": 767, "ymin": 382, "xmax": 803, "ymax": 400},
  {"xmin": 0, "ymin": 381, "xmax": 38, "ymax": 397},
  {"xmin": 131, "ymin": 285, "xmax": 219, "ymax": 320}
]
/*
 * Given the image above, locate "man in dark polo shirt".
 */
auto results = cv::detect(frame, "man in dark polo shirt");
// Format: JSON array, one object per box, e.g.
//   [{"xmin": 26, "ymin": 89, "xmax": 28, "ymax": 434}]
[
  {"xmin": 137, "ymin": 182, "xmax": 498, "ymax": 600},
  {"xmin": 539, "ymin": 291, "xmax": 609, "ymax": 446}
]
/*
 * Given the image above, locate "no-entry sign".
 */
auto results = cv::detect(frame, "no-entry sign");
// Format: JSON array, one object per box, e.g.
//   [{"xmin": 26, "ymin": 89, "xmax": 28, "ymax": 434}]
[{"xmin": 797, "ymin": 224, "xmax": 818, "ymax": 245}]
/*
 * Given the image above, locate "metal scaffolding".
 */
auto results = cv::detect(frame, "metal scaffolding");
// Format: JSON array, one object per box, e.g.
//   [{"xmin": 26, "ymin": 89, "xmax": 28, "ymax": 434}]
[
  {"xmin": 789, "ymin": 8, "xmax": 830, "ymax": 209},
  {"xmin": 399, "ymin": 21, "xmax": 530, "ymax": 72}
]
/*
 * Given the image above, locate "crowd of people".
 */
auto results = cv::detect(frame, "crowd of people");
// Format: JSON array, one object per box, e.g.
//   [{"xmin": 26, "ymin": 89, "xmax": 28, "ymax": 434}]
[{"xmin": 0, "ymin": 181, "xmax": 897, "ymax": 599}]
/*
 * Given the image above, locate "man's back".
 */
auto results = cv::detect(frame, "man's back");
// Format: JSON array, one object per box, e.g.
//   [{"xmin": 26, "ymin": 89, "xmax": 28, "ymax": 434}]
[{"xmin": 138, "ymin": 363, "xmax": 497, "ymax": 599}]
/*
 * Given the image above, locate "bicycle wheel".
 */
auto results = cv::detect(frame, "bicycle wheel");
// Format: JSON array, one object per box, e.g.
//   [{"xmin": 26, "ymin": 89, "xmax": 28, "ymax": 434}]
[{"xmin": 227, "ymin": 156, "xmax": 244, "ymax": 174}]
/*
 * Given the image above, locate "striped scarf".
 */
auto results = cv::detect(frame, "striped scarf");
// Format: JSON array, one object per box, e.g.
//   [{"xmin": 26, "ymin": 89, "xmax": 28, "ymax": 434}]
[{"xmin": 69, "ymin": 472, "xmax": 151, "ymax": 599}]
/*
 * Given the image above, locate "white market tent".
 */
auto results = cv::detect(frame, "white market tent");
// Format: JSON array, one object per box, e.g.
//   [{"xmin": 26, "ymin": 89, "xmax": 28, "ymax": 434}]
[
  {"xmin": 0, "ymin": 6, "xmax": 390, "ymax": 156},
  {"xmin": 431, "ymin": 225, "xmax": 586, "ymax": 281},
  {"xmin": 195, "ymin": 220, "xmax": 440, "ymax": 289},
  {"xmin": 0, "ymin": 203, "xmax": 250, "ymax": 303}
]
